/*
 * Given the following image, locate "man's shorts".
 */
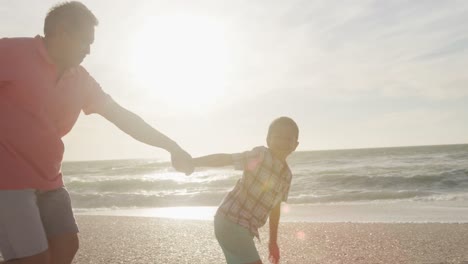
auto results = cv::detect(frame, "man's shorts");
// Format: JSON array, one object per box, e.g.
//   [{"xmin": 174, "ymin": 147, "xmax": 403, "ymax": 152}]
[
  {"xmin": 214, "ymin": 214, "xmax": 261, "ymax": 264},
  {"xmin": 0, "ymin": 187, "xmax": 79, "ymax": 261}
]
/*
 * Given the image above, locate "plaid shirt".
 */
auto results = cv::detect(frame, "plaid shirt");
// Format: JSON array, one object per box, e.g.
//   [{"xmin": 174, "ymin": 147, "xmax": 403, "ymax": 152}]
[{"xmin": 216, "ymin": 146, "xmax": 292, "ymax": 239}]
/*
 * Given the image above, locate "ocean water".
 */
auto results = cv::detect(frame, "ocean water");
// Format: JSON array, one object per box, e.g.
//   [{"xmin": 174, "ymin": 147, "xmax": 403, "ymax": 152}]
[{"xmin": 64, "ymin": 144, "xmax": 468, "ymax": 213}]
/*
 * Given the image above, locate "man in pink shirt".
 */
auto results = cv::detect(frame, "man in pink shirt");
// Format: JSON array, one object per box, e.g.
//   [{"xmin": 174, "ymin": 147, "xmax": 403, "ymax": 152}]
[{"xmin": 0, "ymin": 2, "xmax": 193, "ymax": 263}]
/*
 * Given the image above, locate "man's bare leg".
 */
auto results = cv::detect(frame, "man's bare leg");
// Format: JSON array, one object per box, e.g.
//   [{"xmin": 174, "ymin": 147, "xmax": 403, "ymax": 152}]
[
  {"xmin": 5, "ymin": 250, "xmax": 50, "ymax": 264},
  {"xmin": 47, "ymin": 233, "xmax": 79, "ymax": 264}
]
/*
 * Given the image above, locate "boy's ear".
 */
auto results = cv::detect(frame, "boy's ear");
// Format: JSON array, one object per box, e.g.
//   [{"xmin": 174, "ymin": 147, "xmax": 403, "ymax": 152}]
[{"xmin": 292, "ymin": 141, "xmax": 299, "ymax": 151}]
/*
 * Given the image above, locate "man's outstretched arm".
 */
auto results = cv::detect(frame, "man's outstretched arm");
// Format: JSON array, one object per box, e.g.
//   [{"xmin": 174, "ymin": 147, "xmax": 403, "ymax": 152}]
[{"xmin": 96, "ymin": 99, "xmax": 193, "ymax": 174}]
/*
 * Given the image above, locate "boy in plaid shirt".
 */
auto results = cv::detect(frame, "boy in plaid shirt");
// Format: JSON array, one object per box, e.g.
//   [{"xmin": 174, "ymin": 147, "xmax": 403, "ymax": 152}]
[{"xmin": 193, "ymin": 117, "xmax": 299, "ymax": 264}]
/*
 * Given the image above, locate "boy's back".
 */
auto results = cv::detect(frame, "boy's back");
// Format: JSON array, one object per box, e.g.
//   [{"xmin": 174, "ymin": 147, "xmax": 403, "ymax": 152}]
[{"xmin": 216, "ymin": 146, "xmax": 292, "ymax": 239}]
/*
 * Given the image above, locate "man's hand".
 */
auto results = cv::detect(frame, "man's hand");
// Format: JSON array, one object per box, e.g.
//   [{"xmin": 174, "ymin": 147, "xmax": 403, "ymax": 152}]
[
  {"xmin": 170, "ymin": 147, "xmax": 194, "ymax": 176},
  {"xmin": 269, "ymin": 242, "xmax": 280, "ymax": 264}
]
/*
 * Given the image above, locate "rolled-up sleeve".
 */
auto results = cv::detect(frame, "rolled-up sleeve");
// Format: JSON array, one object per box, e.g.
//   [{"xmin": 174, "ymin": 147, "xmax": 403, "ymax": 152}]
[{"xmin": 231, "ymin": 146, "xmax": 266, "ymax": 171}]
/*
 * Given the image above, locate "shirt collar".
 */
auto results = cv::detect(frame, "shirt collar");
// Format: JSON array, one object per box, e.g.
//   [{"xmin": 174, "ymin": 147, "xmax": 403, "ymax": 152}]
[{"xmin": 35, "ymin": 35, "xmax": 55, "ymax": 66}]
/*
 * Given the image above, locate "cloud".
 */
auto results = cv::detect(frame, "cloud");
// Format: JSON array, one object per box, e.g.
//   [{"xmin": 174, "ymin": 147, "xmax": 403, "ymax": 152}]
[{"xmin": 219, "ymin": 0, "xmax": 468, "ymax": 100}]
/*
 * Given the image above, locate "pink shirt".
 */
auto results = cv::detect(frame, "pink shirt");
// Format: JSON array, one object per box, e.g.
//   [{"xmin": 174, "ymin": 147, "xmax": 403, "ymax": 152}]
[{"xmin": 0, "ymin": 36, "xmax": 111, "ymax": 190}]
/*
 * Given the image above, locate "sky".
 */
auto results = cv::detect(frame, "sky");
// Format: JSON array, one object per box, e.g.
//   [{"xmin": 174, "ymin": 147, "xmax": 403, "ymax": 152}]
[{"xmin": 1, "ymin": 0, "xmax": 468, "ymax": 161}]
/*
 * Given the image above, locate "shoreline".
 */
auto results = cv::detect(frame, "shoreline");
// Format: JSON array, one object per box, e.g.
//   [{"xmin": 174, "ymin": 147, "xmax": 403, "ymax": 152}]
[{"xmin": 74, "ymin": 202, "xmax": 468, "ymax": 223}]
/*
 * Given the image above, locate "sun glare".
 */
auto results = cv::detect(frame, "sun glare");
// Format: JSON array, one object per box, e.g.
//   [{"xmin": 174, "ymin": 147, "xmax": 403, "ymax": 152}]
[{"xmin": 130, "ymin": 14, "xmax": 232, "ymax": 112}]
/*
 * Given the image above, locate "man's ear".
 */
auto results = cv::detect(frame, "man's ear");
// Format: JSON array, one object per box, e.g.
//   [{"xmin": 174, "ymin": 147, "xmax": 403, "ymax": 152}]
[{"xmin": 52, "ymin": 23, "xmax": 69, "ymax": 39}]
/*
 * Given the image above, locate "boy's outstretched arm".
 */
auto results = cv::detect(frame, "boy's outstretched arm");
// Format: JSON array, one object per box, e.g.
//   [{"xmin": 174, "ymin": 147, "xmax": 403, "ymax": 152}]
[
  {"xmin": 269, "ymin": 203, "xmax": 281, "ymax": 264},
  {"xmin": 193, "ymin": 154, "xmax": 233, "ymax": 168}
]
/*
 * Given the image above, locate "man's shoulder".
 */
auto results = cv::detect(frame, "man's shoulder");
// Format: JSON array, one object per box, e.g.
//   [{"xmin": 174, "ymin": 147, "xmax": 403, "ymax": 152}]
[
  {"xmin": 0, "ymin": 37, "xmax": 40, "ymax": 77},
  {"xmin": 1, "ymin": 37, "xmax": 34, "ymax": 42},
  {"xmin": 0, "ymin": 37, "xmax": 36, "ymax": 48},
  {"xmin": 0, "ymin": 37, "xmax": 40, "ymax": 63}
]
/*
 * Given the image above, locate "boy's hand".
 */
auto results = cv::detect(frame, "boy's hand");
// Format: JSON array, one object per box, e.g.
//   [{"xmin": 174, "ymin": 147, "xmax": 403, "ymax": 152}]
[
  {"xmin": 268, "ymin": 242, "xmax": 280, "ymax": 264},
  {"xmin": 170, "ymin": 147, "xmax": 194, "ymax": 176}
]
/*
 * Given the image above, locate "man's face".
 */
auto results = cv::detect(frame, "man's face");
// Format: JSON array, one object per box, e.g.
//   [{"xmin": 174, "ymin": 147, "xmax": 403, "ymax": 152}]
[
  {"xmin": 267, "ymin": 125, "xmax": 299, "ymax": 159},
  {"xmin": 59, "ymin": 24, "xmax": 94, "ymax": 68}
]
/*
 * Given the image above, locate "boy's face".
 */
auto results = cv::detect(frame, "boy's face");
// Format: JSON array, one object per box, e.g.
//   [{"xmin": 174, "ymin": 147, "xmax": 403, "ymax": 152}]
[{"xmin": 267, "ymin": 125, "xmax": 299, "ymax": 160}]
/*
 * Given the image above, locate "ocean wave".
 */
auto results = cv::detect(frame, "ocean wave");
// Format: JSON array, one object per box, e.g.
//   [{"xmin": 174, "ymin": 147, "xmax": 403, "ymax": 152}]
[
  {"xmin": 287, "ymin": 190, "xmax": 435, "ymax": 203},
  {"xmin": 63, "ymin": 145, "xmax": 468, "ymax": 208},
  {"xmin": 62, "ymin": 160, "xmax": 171, "ymax": 177},
  {"xmin": 69, "ymin": 189, "xmax": 468, "ymax": 208},
  {"xmin": 312, "ymin": 169, "xmax": 468, "ymax": 190},
  {"xmin": 64, "ymin": 174, "xmax": 238, "ymax": 193},
  {"xmin": 69, "ymin": 191, "xmax": 226, "ymax": 208}
]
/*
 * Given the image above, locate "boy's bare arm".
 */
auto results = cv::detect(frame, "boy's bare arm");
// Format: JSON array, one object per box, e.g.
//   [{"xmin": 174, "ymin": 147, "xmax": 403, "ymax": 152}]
[
  {"xmin": 193, "ymin": 154, "xmax": 233, "ymax": 168},
  {"xmin": 269, "ymin": 203, "xmax": 281, "ymax": 264}
]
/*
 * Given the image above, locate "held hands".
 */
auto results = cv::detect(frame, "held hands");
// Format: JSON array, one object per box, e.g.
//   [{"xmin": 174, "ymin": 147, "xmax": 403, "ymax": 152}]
[
  {"xmin": 170, "ymin": 147, "xmax": 194, "ymax": 176},
  {"xmin": 269, "ymin": 242, "xmax": 280, "ymax": 264}
]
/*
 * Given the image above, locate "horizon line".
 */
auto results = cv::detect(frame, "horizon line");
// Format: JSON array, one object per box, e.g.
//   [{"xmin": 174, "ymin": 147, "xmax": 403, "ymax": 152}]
[{"xmin": 63, "ymin": 142, "xmax": 468, "ymax": 163}]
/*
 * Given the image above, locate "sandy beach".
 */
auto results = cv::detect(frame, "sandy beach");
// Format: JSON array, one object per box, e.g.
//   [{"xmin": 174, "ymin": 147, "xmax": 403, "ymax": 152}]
[{"xmin": 72, "ymin": 215, "xmax": 468, "ymax": 264}]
